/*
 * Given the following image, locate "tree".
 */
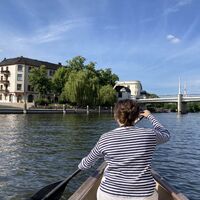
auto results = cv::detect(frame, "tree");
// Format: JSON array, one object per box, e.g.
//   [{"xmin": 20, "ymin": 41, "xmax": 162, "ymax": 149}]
[
  {"xmin": 29, "ymin": 65, "xmax": 52, "ymax": 98},
  {"xmin": 66, "ymin": 57, "xmax": 119, "ymax": 86},
  {"xmin": 145, "ymin": 93, "xmax": 159, "ymax": 98},
  {"xmin": 52, "ymin": 67, "xmax": 69, "ymax": 96},
  {"xmin": 66, "ymin": 56, "xmax": 86, "ymax": 71},
  {"xmin": 62, "ymin": 70, "xmax": 99, "ymax": 106},
  {"xmin": 58, "ymin": 56, "xmax": 119, "ymax": 106},
  {"xmin": 188, "ymin": 102, "xmax": 200, "ymax": 112},
  {"xmin": 97, "ymin": 68, "xmax": 119, "ymax": 87},
  {"xmin": 99, "ymin": 85, "xmax": 117, "ymax": 106}
]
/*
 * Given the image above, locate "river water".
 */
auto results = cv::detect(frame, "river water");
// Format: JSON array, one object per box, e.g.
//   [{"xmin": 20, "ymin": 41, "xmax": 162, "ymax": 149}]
[{"xmin": 0, "ymin": 113, "xmax": 199, "ymax": 200}]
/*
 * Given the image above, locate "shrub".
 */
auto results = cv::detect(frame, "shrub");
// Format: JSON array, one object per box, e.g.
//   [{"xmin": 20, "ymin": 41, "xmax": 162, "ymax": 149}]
[{"xmin": 35, "ymin": 98, "xmax": 49, "ymax": 106}]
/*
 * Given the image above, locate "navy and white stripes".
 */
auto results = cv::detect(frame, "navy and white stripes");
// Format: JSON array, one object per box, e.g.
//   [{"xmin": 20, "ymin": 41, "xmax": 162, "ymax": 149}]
[{"xmin": 78, "ymin": 114, "xmax": 170, "ymax": 197}]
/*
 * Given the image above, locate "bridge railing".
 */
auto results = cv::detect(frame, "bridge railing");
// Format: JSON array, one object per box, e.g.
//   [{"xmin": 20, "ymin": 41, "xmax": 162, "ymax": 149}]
[{"xmin": 159, "ymin": 94, "xmax": 200, "ymax": 98}]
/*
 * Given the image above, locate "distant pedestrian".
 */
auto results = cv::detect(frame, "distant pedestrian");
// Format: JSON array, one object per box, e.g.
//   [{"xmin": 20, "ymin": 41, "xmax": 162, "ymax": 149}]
[{"xmin": 78, "ymin": 99, "xmax": 170, "ymax": 200}]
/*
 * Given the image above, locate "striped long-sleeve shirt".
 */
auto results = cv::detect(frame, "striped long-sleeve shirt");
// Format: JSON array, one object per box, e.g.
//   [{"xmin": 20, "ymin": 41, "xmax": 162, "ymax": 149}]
[{"xmin": 78, "ymin": 114, "xmax": 170, "ymax": 197}]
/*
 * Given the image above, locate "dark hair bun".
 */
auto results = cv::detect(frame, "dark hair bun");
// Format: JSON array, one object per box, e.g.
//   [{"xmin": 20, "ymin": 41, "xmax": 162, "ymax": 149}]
[{"xmin": 114, "ymin": 99, "xmax": 140, "ymax": 126}]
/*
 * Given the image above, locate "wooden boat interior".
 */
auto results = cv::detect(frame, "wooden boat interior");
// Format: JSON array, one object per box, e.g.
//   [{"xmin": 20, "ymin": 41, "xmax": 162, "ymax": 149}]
[{"xmin": 68, "ymin": 162, "xmax": 189, "ymax": 200}]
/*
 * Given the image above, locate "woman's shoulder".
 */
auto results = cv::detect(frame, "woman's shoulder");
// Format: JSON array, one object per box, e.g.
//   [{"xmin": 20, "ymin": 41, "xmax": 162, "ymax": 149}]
[
  {"xmin": 135, "ymin": 126, "xmax": 153, "ymax": 131},
  {"xmin": 100, "ymin": 127, "xmax": 123, "ymax": 139}
]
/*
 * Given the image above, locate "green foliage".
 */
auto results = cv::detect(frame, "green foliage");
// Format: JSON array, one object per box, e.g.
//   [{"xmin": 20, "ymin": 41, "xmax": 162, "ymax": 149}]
[
  {"xmin": 35, "ymin": 98, "xmax": 49, "ymax": 106},
  {"xmin": 99, "ymin": 85, "xmax": 117, "ymax": 106},
  {"xmin": 58, "ymin": 93, "xmax": 68, "ymax": 104},
  {"xmin": 188, "ymin": 102, "xmax": 200, "ymax": 112},
  {"xmin": 58, "ymin": 56, "xmax": 118, "ymax": 106},
  {"xmin": 163, "ymin": 103, "xmax": 177, "ymax": 112},
  {"xmin": 145, "ymin": 93, "xmax": 159, "ymax": 98},
  {"xmin": 144, "ymin": 102, "xmax": 177, "ymax": 112},
  {"xmin": 97, "ymin": 68, "xmax": 119, "ymax": 87},
  {"xmin": 29, "ymin": 65, "xmax": 52, "ymax": 98},
  {"xmin": 66, "ymin": 56, "xmax": 86, "ymax": 71},
  {"xmin": 145, "ymin": 104, "xmax": 156, "ymax": 112},
  {"xmin": 52, "ymin": 67, "xmax": 69, "ymax": 95},
  {"xmin": 62, "ymin": 70, "xmax": 99, "ymax": 106},
  {"xmin": 28, "ymin": 56, "xmax": 119, "ymax": 107}
]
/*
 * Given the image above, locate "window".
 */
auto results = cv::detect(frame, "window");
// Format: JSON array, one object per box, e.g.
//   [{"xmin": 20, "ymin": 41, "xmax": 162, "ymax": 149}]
[
  {"xmin": 0, "ymin": 94, "xmax": 2, "ymax": 100},
  {"xmin": 0, "ymin": 85, "xmax": 3, "ymax": 90},
  {"xmin": 49, "ymin": 70, "xmax": 55, "ymax": 76},
  {"xmin": 1, "ymin": 76, "xmax": 3, "ymax": 80},
  {"xmin": 17, "ymin": 84, "xmax": 22, "ymax": 90},
  {"xmin": 17, "ymin": 74, "xmax": 23, "ymax": 81},
  {"xmin": 9, "ymin": 94, "xmax": 12, "ymax": 102},
  {"xmin": 28, "ymin": 85, "xmax": 34, "ymax": 91},
  {"xmin": 28, "ymin": 66, "xmax": 32, "ymax": 72},
  {"xmin": 18, "ymin": 65, "xmax": 23, "ymax": 72}
]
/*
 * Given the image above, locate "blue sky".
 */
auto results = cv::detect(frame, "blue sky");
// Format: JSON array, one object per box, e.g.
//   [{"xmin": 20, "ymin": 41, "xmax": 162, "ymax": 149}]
[{"xmin": 0, "ymin": 0, "xmax": 200, "ymax": 95}]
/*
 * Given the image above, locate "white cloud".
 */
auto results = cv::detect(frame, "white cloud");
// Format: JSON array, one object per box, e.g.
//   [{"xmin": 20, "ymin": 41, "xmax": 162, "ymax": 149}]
[
  {"xmin": 16, "ymin": 18, "xmax": 92, "ymax": 44},
  {"xmin": 177, "ymin": 0, "xmax": 192, "ymax": 6},
  {"xmin": 166, "ymin": 34, "xmax": 181, "ymax": 44},
  {"xmin": 163, "ymin": 0, "xmax": 192, "ymax": 15}
]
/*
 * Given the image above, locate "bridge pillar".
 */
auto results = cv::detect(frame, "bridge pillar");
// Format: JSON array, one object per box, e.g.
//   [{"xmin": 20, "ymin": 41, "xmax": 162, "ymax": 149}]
[
  {"xmin": 177, "ymin": 94, "xmax": 187, "ymax": 114},
  {"xmin": 177, "ymin": 94, "xmax": 183, "ymax": 114}
]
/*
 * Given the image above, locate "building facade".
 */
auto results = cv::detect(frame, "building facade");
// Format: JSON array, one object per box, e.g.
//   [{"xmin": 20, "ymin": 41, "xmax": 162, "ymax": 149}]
[
  {"xmin": 0, "ymin": 56, "xmax": 60, "ymax": 103},
  {"xmin": 114, "ymin": 80, "xmax": 143, "ymax": 100}
]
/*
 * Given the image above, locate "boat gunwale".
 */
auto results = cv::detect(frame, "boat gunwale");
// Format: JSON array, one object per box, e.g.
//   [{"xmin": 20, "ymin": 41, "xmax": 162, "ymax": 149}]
[{"xmin": 69, "ymin": 163, "xmax": 189, "ymax": 200}]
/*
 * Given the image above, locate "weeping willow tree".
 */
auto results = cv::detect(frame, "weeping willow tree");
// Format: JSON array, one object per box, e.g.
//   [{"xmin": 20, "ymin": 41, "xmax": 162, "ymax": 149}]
[
  {"xmin": 62, "ymin": 70, "xmax": 99, "ymax": 106},
  {"xmin": 99, "ymin": 85, "xmax": 117, "ymax": 106},
  {"xmin": 56, "ymin": 56, "xmax": 119, "ymax": 106}
]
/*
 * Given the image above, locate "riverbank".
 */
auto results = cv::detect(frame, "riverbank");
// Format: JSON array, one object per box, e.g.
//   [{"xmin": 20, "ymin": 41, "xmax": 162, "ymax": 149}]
[
  {"xmin": 0, "ymin": 102, "xmax": 114, "ymax": 114},
  {"xmin": 1, "ymin": 103, "xmax": 199, "ymax": 114},
  {"xmin": 0, "ymin": 108, "xmax": 113, "ymax": 114}
]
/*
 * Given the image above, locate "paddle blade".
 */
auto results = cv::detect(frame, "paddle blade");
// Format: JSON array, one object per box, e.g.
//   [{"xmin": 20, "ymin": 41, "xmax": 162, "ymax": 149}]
[
  {"xmin": 42, "ymin": 183, "xmax": 67, "ymax": 200},
  {"xmin": 28, "ymin": 169, "xmax": 81, "ymax": 200},
  {"xmin": 28, "ymin": 180, "xmax": 62, "ymax": 200}
]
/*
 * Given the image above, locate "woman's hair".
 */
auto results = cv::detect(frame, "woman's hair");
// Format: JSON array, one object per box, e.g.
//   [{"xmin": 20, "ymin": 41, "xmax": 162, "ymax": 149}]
[{"xmin": 114, "ymin": 99, "xmax": 140, "ymax": 126}]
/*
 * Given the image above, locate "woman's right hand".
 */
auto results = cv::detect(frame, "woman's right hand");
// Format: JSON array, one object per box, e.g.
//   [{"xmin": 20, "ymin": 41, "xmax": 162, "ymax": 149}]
[{"xmin": 140, "ymin": 110, "xmax": 151, "ymax": 118}]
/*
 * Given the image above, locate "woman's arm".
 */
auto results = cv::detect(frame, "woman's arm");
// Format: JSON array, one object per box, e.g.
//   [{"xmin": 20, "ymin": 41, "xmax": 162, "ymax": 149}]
[
  {"xmin": 140, "ymin": 110, "xmax": 170, "ymax": 144},
  {"xmin": 78, "ymin": 139, "xmax": 103, "ymax": 170}
]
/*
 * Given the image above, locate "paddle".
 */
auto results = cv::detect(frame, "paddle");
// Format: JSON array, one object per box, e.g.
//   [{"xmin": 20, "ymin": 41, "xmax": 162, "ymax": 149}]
[
  {"xmin": 135, "ymin": 115, "xmax": 144, "ymax": 124},
  {"xmin": 29, "ymin": 115, "xmax": 144, "ymax": 200},
  {"xmin": 29, "ymin": 169, "xmax": 81, "ymax": 200}
]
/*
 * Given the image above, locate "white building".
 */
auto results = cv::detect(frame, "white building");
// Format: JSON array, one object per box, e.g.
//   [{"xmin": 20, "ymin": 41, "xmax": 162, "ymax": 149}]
[
  {"xmin": 114, "ymin": 80, "xmax": 143, "ymax": 100},
  {"xmin": 0, "ymin": 56, "xmax": 60, "ymax": 103}
]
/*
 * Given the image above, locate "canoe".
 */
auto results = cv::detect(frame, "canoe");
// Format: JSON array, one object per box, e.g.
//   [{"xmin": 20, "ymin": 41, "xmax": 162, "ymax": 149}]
[{"xmin": 69, "ymin": 162, "xmax": 189, "ymax": 200}]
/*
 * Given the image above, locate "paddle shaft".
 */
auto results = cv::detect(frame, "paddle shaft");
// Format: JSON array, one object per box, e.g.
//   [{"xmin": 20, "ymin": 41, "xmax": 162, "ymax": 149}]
[
  {"xmin": 135, "ymin": 115, "xmax": 144, "ymax": 124},
  {"xmin": 42, "ymin": 169, "xmax": 81, "ymax": 200}
]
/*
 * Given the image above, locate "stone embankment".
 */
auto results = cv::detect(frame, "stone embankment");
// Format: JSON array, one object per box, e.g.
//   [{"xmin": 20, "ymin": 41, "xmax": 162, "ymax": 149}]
[{"xmin": 0, "ymin": 103, "xmax": 113, "ymax": 114}]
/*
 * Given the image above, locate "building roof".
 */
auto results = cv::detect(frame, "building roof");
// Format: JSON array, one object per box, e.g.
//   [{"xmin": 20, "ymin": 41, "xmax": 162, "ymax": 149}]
[{"xmin": 0, "ymin": 56, "xmax": 61, "ymax": 70}]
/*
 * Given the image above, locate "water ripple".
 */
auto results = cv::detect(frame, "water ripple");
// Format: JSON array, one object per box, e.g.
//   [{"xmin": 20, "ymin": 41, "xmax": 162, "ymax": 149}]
[{"xmin": 0, "ymin": 113, "xmax": 199, "ymax": 200}]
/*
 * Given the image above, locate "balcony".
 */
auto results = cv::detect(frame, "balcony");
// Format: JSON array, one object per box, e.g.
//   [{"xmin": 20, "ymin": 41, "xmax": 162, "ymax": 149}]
[
  {"xmin": 0, "ymin": 80, "xmax": 9, "ymax": 85},
  {"xmin": 0, "ymin": 89, "xmax": 9, "ymax": 93},
  {"xmin": 0, "ymin": 70, "xmax": 10, "ymax": 75}
]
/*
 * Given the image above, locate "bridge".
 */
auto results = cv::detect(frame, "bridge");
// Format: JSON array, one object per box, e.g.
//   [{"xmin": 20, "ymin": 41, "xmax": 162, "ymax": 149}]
[
  {"xmin": 135, "ymin": 94, "xmax": 200, "ymax": 114},
  {"xmin": 114, "ymin": 80, "xmax": 200, "ymax": 113}
]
